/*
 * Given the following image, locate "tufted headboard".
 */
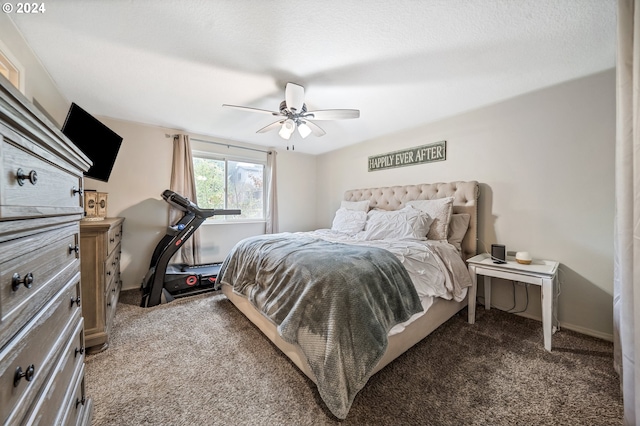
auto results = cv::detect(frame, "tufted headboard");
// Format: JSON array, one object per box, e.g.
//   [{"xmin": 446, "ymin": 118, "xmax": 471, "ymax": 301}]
[{"xmin": 343, "ymin": 181, "xmax": 480, "ymax": 260}]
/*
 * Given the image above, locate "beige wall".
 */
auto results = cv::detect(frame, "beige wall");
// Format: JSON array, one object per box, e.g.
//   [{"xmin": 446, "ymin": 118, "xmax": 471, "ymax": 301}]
[{"xmin": 316, "ymin": 70, "xmax": 615, "ymax": 340}]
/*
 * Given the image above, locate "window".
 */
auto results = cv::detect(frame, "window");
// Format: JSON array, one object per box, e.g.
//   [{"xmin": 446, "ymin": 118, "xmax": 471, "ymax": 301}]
[{"xmin": 193, "ymin": 153, "xmax": 265, "ymax": 221}]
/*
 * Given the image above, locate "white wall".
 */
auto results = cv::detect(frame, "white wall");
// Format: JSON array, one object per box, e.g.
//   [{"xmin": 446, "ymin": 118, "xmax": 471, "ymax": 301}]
[{"xmin": 316, "ymin": 70, "xmax": 615, "ymax": 340}]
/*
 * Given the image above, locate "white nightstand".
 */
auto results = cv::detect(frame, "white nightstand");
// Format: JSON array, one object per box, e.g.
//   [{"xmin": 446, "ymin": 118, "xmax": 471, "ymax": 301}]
[{"xmin": 466, "ymin": 253, "xmax": 560, "ymax": 351}]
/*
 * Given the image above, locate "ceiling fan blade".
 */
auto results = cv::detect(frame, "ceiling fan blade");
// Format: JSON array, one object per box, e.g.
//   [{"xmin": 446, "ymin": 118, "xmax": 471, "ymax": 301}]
[
  {"xmin": 304, "ymin": 109, "xmax": 360, "ymax": 120},
  {"xmin": 223, "ymin": 104, "xmax": 282, "ymax": 116},
  {"xmin": 285, "ymin": 83, "xmax": 305, "ymax": 113},
  {"xmin": 256, "ymin": 120, "xmax": 285, "ymax": 133},
  {"xmin": 302, "ymin": 120, "xmax": 326, "ymax": 137}
]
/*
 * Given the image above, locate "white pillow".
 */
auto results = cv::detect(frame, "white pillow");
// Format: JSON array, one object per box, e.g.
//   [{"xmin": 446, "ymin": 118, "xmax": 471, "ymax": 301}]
[
  {"xmin": 448, "ymin": 213, "xmax": 471, "ymax": 252},
  {"xmin": 359, "ymin": 206, "xmax": 433, "ymax": 241},
  {"xmin": 340, "ymin": 200, "xmax": 370, "ymax": 212},
  {"xmin": 407, "ymin": 197, "xmax": 454, "ymax": 241},
  {"xmin": 331, "ymin": 208, "xmax": 367, "ymax": 234}
]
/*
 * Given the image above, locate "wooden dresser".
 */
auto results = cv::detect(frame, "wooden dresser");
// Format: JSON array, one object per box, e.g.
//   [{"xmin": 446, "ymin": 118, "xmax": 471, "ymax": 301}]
[
  {"xmin": 80, "ymin": 217, "xmax": 124, "ymax": 353},
  {"xmin": 0, "ymin": 76, "xmax": 93, "ymax": 424}
]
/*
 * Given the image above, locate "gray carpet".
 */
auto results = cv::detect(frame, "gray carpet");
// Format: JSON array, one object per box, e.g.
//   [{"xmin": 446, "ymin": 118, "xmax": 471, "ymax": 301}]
[{"xmin": 85, "ymin": 289, "xmax": 623, "ymax": 425}]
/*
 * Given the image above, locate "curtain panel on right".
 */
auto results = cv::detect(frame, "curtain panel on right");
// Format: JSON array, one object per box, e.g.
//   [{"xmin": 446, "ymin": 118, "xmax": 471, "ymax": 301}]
[{"xmin": 614, "ymin": 0, "xmax": 640, "ymax": 424}]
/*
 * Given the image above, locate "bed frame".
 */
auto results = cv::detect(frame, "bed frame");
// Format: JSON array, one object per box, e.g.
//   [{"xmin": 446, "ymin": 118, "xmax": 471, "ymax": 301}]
[{"xmin": 221, "ymin": 181, "xmax": 479, "ymax": 383}]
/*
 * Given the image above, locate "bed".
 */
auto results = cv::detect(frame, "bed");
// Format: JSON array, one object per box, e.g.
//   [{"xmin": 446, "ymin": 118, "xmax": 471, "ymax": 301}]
[{"xmin": 217, "ymin": 181, "xmax": 479, "ymax": 419}]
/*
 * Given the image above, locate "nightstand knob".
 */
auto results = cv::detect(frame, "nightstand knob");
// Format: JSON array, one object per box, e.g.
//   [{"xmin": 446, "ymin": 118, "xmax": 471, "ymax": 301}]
[
  {"xmin": 71, "ymin": 296, "xmax": 81, "ymax": 307},
  {"xmin": 14, "ymin": 364, "xmax": 35, "ymax": 387},
  {"xmin": 75, "ymin": 346, "xmax": 85, "ymax": 357},
  {"xmin": 69, "ymin": 244, "xmax": 80, "ymax": 254},
  {"xmin": 72, "ymin": 187, "xmax": 83, "ymax": 196},
  {"xmin": 12, "ymin": 273, "xmax": 33, "ymax": 291}
]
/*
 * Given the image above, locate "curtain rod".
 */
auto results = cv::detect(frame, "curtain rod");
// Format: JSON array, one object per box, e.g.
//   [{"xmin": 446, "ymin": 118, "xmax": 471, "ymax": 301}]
[{"xmin": 165, "ymin": 134, "xmax": 270, "ymax": 154}]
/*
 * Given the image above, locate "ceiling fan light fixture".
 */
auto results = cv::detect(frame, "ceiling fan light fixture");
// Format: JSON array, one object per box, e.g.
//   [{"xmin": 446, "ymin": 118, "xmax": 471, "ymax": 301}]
[
  {"xmin": 297, "ymin": 122, "xmax": 312, "ymax": 138},
  {"xmin": 279, "ymin": 119, "xmax": 295, "ymax": 139},
  {"xmin": 223, "ymin": 83, "xmax": 359, "ymax": 140}
]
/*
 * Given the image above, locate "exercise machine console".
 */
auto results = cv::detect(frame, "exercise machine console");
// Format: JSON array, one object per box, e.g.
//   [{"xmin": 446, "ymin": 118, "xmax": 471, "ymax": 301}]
[{"xmin": 140, "ymin": 190, "xmax": 240, "ymax": 307}]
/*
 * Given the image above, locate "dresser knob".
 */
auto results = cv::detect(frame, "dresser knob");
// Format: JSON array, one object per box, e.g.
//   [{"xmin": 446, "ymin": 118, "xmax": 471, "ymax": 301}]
[
  {"xmin": 16, "ymin": 168, "xmax": 38, "ymax": 186},
  {"xmin": 71, "ymin": 296, "xmax": 81, "ymax": 307},
  {"xmin": 69, "ymin": 244, "xmax": 80, "ymax": 254},
  {"xmin": 110, "ymin": 238, "xmax": 115, "ymax": 243},
  {"xmin": 14, "ymin": 364, "xmax": 35, "ymax": 387},
  {"xmin": 12, "ymin": 272, "xmax": 33, "ymax": 291},
  {"xmin": 75, "ymin": 346, "xmax": 85, "ymax": 357},
  {"xmin": 72, "ymin": 187, "xmax": 83, "ymax": 196},
  {"xmin": 76, "ymin": 396, "xmax": 86, "ymax": 409}
]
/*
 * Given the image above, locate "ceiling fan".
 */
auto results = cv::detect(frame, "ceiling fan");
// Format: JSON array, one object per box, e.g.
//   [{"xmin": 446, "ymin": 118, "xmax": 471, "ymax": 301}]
[{"xmin": 222, "ymin": 82, "xmax": 360, "ymax": 141}]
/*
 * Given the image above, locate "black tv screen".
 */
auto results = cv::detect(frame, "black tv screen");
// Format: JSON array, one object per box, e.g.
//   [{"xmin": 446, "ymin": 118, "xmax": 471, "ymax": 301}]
[{"xmin": 61, "ymin": 102, "xmax": 122, "ymax": 182}]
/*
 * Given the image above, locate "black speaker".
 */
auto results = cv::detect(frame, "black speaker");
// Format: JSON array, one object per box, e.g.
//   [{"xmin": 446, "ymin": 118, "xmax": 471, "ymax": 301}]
[{"xmin": 491, "ymin": 244, "xmax": 506, "ymax": 264}]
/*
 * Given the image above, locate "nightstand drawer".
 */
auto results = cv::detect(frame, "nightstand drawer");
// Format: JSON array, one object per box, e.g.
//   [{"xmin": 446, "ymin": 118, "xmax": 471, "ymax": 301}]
[
  {"xmin": 0, "ymin": 139, "xmax": 83, "ymax": 219},
  {"xmin": 0, "ymin": 277, "xmax": 82, "ymax": 425},
  {"xmin": 0, "ymin": 224, "xmax": 80, "ymax": 349}
]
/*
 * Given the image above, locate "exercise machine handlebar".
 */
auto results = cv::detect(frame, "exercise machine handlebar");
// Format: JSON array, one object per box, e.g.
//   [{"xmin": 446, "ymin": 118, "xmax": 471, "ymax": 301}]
[{"xmin": 162, "ymin": 190, "xmax": 241, "ymax": 218}]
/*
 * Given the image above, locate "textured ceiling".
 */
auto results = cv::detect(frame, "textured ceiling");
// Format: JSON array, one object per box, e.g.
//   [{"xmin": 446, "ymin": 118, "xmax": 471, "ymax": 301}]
[{"xmin": 9, "ymin": 0, "xmax": 616, "ymax": 155}]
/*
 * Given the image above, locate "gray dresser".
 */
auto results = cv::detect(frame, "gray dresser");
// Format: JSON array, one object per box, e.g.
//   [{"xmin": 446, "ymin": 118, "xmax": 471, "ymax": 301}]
[
  {"xmin": 0, "ymin": 75, "xmax": 93, "ymax": 424},
  {"xmin": 80, "ymin": 217, "xmax": 124, "ymax": 353}
]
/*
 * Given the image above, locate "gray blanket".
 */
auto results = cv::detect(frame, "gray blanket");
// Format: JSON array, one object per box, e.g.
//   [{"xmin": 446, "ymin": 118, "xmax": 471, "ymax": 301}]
[{"xmin": 217, "ymin": 233, "xmax": 423, "ymax": 419}]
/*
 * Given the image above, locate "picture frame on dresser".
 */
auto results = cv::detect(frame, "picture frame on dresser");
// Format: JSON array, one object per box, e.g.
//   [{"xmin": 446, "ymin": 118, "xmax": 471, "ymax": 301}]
[{"xmin": 0, "ymin": 73, "xmax": 94, "ymax": 424}]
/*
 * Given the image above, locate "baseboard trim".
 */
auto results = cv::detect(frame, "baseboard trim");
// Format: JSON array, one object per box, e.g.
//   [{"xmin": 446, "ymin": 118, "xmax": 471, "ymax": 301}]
[{"xmin": 484, "ymin": 303, "xmax": 613, "ymax": 342}]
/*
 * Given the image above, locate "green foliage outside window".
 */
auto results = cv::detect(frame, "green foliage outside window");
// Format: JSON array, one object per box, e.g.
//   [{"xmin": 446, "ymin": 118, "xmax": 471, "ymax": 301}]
[{"xmin": 193, "ymin": 156, "xmax": 264, "ymax": 220}]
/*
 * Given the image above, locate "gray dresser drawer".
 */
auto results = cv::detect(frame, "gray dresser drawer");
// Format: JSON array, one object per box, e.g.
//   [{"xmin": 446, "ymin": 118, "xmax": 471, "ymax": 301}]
[
  {"xmin": 22, "ymin": 317, "xmax": 86, "ymax": 425},
  {"xmin": 0, "ymin": 277, "xmax": 82, "ymax": 425},
  {"xmin": 0, "ymin": 138, "xmax": 84, "ymax": 219},
  {"xmin": 0, "ymin": 223, "xmax": 80, "ymax": 349},
  {"xmin": 106, "ymin": 222, "xmax": 123, "ymax": 256},
  {"xmin": 63, "ymin": 365, "xmax": 92, "ymax": 426}
]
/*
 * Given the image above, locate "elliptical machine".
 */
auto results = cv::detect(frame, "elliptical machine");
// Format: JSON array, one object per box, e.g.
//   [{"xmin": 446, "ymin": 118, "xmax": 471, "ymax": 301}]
[{"xmin": 140, "ymin": 190, "xmax": 240, "ymax": 307}]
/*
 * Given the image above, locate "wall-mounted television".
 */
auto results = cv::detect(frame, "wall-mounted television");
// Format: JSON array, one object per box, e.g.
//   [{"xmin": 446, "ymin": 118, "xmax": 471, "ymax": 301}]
[{"xmin": 61, "ymin": 102, "xmax": 123, "ymax": 182}]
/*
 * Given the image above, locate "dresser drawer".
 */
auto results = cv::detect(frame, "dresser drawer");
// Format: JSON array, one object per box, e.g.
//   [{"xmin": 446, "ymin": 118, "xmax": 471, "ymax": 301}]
[
  {"xmin": 0, "ymin": 139, "xmax": 83, "ymax": 219},
  {"xmin": 0, "ymin": 277, "xmax": 82, "ymax": 425},
  {"xmin": 62, "ymin": 365, "xmax": 92, "ymax": 426},
  {"xmin": 104, "ymin": 243, "xmax": 120, "ymax": 285},
  {"xmin": 21, "ymin": 317, "xmax": 85, "ymax": 425},
  {"xmin": 105, "ymin": 273, "xmax": 120, "ymax": 332},
  {"xmin": 107, "ymin": 222, "xmax": 123, "ymax": 256},
  {"xmin": 0, "ymin": 224, "xmax": 80, "ymax": 349}
]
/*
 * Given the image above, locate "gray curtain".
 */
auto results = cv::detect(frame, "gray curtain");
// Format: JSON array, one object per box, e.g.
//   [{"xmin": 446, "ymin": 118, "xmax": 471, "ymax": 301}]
[
  {"xmin": 265, "ymin": 149, "xmax": 279, "ymax": 234},
  {"xmin": 169, "ymin": 134, "xmax": 201, "ymax": 265},
  {"xmin": 613, "ymin": 1, "xmax": 640, "ymax": 424}
]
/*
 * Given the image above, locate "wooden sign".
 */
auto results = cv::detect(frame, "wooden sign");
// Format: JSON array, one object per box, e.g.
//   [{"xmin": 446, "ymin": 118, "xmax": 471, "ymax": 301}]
[{"xmin": 368, "ymin": 141, "xmax": 446, "ymax": 172}]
